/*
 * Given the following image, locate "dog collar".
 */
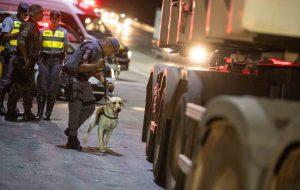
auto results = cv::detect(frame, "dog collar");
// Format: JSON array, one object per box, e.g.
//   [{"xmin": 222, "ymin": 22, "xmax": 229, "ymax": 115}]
[{"xmin": 103, "ymin": 112, "xmax": 118, "ymax": 120}]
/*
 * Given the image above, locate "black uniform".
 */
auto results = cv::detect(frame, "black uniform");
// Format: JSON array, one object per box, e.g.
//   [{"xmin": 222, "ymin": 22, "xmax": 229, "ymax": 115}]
[
  {"xmin": 0, "ymin": 14, "xmax": 24, "ymax": 116},
  {"xmin": 5, "ymin": 20, "xmax": 40, "ymax": 121}
]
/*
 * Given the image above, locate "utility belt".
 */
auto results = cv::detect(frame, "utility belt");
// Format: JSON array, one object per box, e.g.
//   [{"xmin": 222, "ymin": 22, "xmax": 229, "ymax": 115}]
[
  {"xmin": 41, "ymin": 52, "xmax": 65, "ymax": 59},
  {"xmin": 63, "ymin": 77, "xmax": 95, "ymax": 106},
  {"xmin": 1, "ymin": 49, "xmax": 17, "ymax": 57},
  {"xmin": 76, "ymin": 75, "xmax": 89, "ymax": 82}
]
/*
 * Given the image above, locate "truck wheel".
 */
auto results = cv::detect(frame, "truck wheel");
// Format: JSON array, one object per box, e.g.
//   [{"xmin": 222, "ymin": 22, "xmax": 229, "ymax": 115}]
[
  {"xmin": 185, "ymin": 120, "xmax": 246, "ymax": 190},
  {"xmin": 145, "ymin": 126, "xmax": 155, "ymax": 163},
  {"xmin": 165, "ymin": 94, "xmax": 188, "ymax": 190},
  {"xmin": 153, "ymin": 92, "xmax": 168, "ymax": 187},
  {"xmin": 268, "ymin": 147, "xmax": 300, "ymax": 190},
  {"xmin": 142, "ymin": 73, "xmax": 153, "ymax": 142}
]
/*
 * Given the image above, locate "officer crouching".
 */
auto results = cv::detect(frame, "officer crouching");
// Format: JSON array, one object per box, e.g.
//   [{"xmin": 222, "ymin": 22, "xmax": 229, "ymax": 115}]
[
  {"xmin": 37, "ymin": 10, "xmax": 68, "ymax": 120},
  {"xmin": 63, "ymin": 37, "xmax": 119, "ymax": 150}
]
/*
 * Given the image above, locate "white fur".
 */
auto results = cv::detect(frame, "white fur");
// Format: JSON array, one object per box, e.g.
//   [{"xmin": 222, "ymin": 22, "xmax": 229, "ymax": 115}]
[{"xmin": 83, "ymin": 97, "xmax": 124, "ymax": 153}]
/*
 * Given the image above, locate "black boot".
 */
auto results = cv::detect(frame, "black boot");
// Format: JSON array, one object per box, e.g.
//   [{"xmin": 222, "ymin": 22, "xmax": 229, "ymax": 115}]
[
  {"xmin": 66, "ymin": 136, "xmax": 82, "ymax": 151},
  {"xmin": 15, "ymin": 108, "xmax": 23, "ymax": 117},
  {"xmin": 4, "ymin": 110, "xmax": 19, "ymax": 122},
  {"xmin": 43, "ymin": 98, "xmax": 55, "ymax": 121},
  {"xmin": 64, "ymin": 128, "xmax": 70, "ymax": 137},
  {"xmin": 23, "ymin": 110, "xmax": 38, "ymax": 122},
  {"xmin": 0, "ymin": 92, "xmax": 6, "ymax": 116},
  {"xmin": 0, "ymin": 103, "xmax": 6, "ymax": 116},
  {"xmin": 37, "ymin": 96, "xmax": 46, "ymax": 120}
]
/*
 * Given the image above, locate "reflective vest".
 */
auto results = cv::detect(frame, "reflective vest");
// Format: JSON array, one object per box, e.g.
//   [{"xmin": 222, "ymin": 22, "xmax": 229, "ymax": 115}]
[
  {"xmin": 42, "ymin": 28, "xmax": 65, "ymax": 54},
  {"xmin": 9, "ymin": 15, "xmax": 21, "ymax": 46}
]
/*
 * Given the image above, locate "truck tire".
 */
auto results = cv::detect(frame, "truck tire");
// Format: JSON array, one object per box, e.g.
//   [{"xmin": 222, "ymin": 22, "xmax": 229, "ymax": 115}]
[
  {"xmin": 185, "ymin": 120, "xmax": 246, "ymax": 190},
  {"xmin": 142, "ymin": 73, "xmax": 154, "ymax": 142},
  {"xmin": 153, "ymin": 90, "xmax": 168, "ymax": 187},
  {"xmin": 270, "ymin": 147, "xmax": 300, "ymax": 190},
  {"xmin": 145, "ymin": 126, "xmax": 156, "ymax": 163},
  {"xmin": 153, "ymin": 78, "xmax": 189, "ymax": 187},
  {"xmin": 165, "ymin": 93, "xmax": 188, "ymax": 190}
]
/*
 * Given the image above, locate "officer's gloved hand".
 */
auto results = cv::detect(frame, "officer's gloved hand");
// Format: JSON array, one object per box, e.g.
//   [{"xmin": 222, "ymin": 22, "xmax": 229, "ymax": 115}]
[{"xmin": 106, "ymin": 82, "xmax": 114, "ymax": 92}]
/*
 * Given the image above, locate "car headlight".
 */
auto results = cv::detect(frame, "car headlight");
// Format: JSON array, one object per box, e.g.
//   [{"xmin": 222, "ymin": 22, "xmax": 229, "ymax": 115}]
[
  {"xmin": 128, "ymin": 50, "xmax": 132, "ymax": 58},
  {"xmin": 189, "ymin": 45, "xmax": 208, "ymax": 63}
]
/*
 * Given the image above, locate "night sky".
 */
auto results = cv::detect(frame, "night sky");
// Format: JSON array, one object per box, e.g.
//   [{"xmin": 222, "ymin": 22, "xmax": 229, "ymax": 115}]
[{"xmin": 99, "ymin": 0, "xmax": 162, "ymax": 25}]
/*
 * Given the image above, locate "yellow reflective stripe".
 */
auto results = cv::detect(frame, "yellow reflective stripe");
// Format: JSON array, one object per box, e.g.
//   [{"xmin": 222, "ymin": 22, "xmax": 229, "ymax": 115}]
[
  {"xmin": 9, "ymin": 29, "xmax": 19, "ymax": 46},
  {"xmin": 11, "ymin": 28, "xmax": 19, "ymax": 34},
  {"xmin": 42, "ymin": 41, "xmax": 52, "ymax": 48},
  {"xmin": 13, "ymin": 21, "xmax": 21, "ymax": 28},
  {"xmin": 54, "ymin": 30, "xmax": 65, "ymax": 38},
  {"xmin": 42, "ymin": 40, "xmax": 64, "ymax": 49},
  {"xmin": 52, "ymin": 41, "xmax": 64, "ymax": 48},
  {"xmin": 43, "ymin": 30, "xmax": 65, "ymax": 38},
  {"xmin": 43, "ymin": 30, "xmax": 53, "ymax": 37}
]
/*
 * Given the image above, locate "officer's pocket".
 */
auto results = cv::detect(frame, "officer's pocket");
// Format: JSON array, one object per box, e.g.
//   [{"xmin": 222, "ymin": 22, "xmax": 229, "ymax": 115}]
[{"xmin": 82, "ymin": 82, "xmax": 94, "ymax": 102}]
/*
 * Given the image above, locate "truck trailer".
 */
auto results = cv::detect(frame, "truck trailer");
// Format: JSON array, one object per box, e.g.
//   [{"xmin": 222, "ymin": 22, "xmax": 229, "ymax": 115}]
[{"xmin": 142, "ymin": 1, "xmax": 300, "ymax": 190}]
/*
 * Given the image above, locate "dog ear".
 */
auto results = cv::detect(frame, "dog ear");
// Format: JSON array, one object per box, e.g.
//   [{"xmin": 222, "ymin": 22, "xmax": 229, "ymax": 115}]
[
  {"xmin": 120, "ymin": 99, "xmax": 125, "ymax": 106},
  {"xmin": 106, "ymin": 96, "xmax": 112, "ymax": 102}
]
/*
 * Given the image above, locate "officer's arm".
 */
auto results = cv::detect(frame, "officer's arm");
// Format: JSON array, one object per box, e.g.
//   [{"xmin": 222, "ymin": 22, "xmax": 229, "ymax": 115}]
[
  {"xmin": 93, "ymin": 71, "xmax": 113, "ymax": 90},
  {"xmin": 18, "ymin": 24, "xmax": 30, "ymax": 63},
  {"xmin": 1, "ymin": 18, "xmax": 18, "ymax": 40},
  {"xmin": 79, "ymin": 49, "xmax": 105, "ymax": 72},
  {"xmin": 79, "ymin": 59, "xmax": 104, "ymax": 72}
]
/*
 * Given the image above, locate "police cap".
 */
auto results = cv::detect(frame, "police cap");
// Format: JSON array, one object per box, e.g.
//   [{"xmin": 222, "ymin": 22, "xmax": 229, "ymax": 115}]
[
  {"xmin": 17, "ymin": 2, "xmax": 29, "ymax": 14},
  {"xmin": 107, "ymin": 37, "xmax": 120, "ymax": 53},
  {"xmin": 28, "ymin": 4, "xmax": 43, "ymax": 16},
  {"xmin": 50, "ymin": 10, "xmax": 61, "ymax": 19}
]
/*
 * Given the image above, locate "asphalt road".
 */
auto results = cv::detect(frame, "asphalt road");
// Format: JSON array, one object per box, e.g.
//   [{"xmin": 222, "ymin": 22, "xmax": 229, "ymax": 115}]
[
  {"xmin": 0, "ymin": 25, "xmax": 166, "ymax": 189},
  {"xmin": 0, "ymin": 66, "xmax": 163, "ymax": 190}
]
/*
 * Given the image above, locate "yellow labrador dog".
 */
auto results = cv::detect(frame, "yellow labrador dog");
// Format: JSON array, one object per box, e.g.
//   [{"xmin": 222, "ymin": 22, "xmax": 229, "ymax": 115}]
[{"xmin": 83, "ymin": 97, "xmax": 124, "ymax": 153}]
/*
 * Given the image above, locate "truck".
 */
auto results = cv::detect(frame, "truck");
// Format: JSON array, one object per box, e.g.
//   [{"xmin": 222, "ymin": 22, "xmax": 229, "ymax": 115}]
[{"xmin": 142, "ymin": 1, "xmax": 300, "ymax": 190}]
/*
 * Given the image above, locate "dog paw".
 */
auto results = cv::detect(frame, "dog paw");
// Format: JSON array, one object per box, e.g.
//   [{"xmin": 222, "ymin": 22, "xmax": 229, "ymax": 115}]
[{"xmin": 99, "ymin": 148, "xmax": 106, "ymax": 153}]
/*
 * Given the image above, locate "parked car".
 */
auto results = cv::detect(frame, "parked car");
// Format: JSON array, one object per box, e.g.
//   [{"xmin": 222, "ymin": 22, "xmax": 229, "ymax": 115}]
[{"xmin": 77, "ymin": 13, "xmax": 131, "ymax": 71}]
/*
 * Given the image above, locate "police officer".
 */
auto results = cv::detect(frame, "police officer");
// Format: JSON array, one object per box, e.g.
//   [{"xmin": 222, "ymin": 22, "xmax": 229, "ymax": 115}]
[
  {"xmin": 63, "ymin": 37, "xmax": 119, "ymax": 150},
  {"xmin": 5, "ymin": 4, "xmax": 43, "ymax": 122},
  {"xmin": 37, "ymin": 10, "xmax": 68, "ymax": 120},
  {"xmin": 0, "ymin": 3, "xmax": 29, "ymax": 116}
]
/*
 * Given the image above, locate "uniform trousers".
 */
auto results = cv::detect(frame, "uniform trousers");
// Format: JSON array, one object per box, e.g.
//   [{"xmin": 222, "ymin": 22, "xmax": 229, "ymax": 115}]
[
  {"xmin": 66, "ymin": 80, "xmax": 95, "ymax": 137},
  {"xmin": 6, "ymin": 55, "xmax": 35, "ymax": 112}
]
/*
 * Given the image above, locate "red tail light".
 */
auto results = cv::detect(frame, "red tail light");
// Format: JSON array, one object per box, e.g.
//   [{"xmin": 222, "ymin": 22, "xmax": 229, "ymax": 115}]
[{"xmin": 270, "ymin": 58, "xmax": 293, "ymax": 66}]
